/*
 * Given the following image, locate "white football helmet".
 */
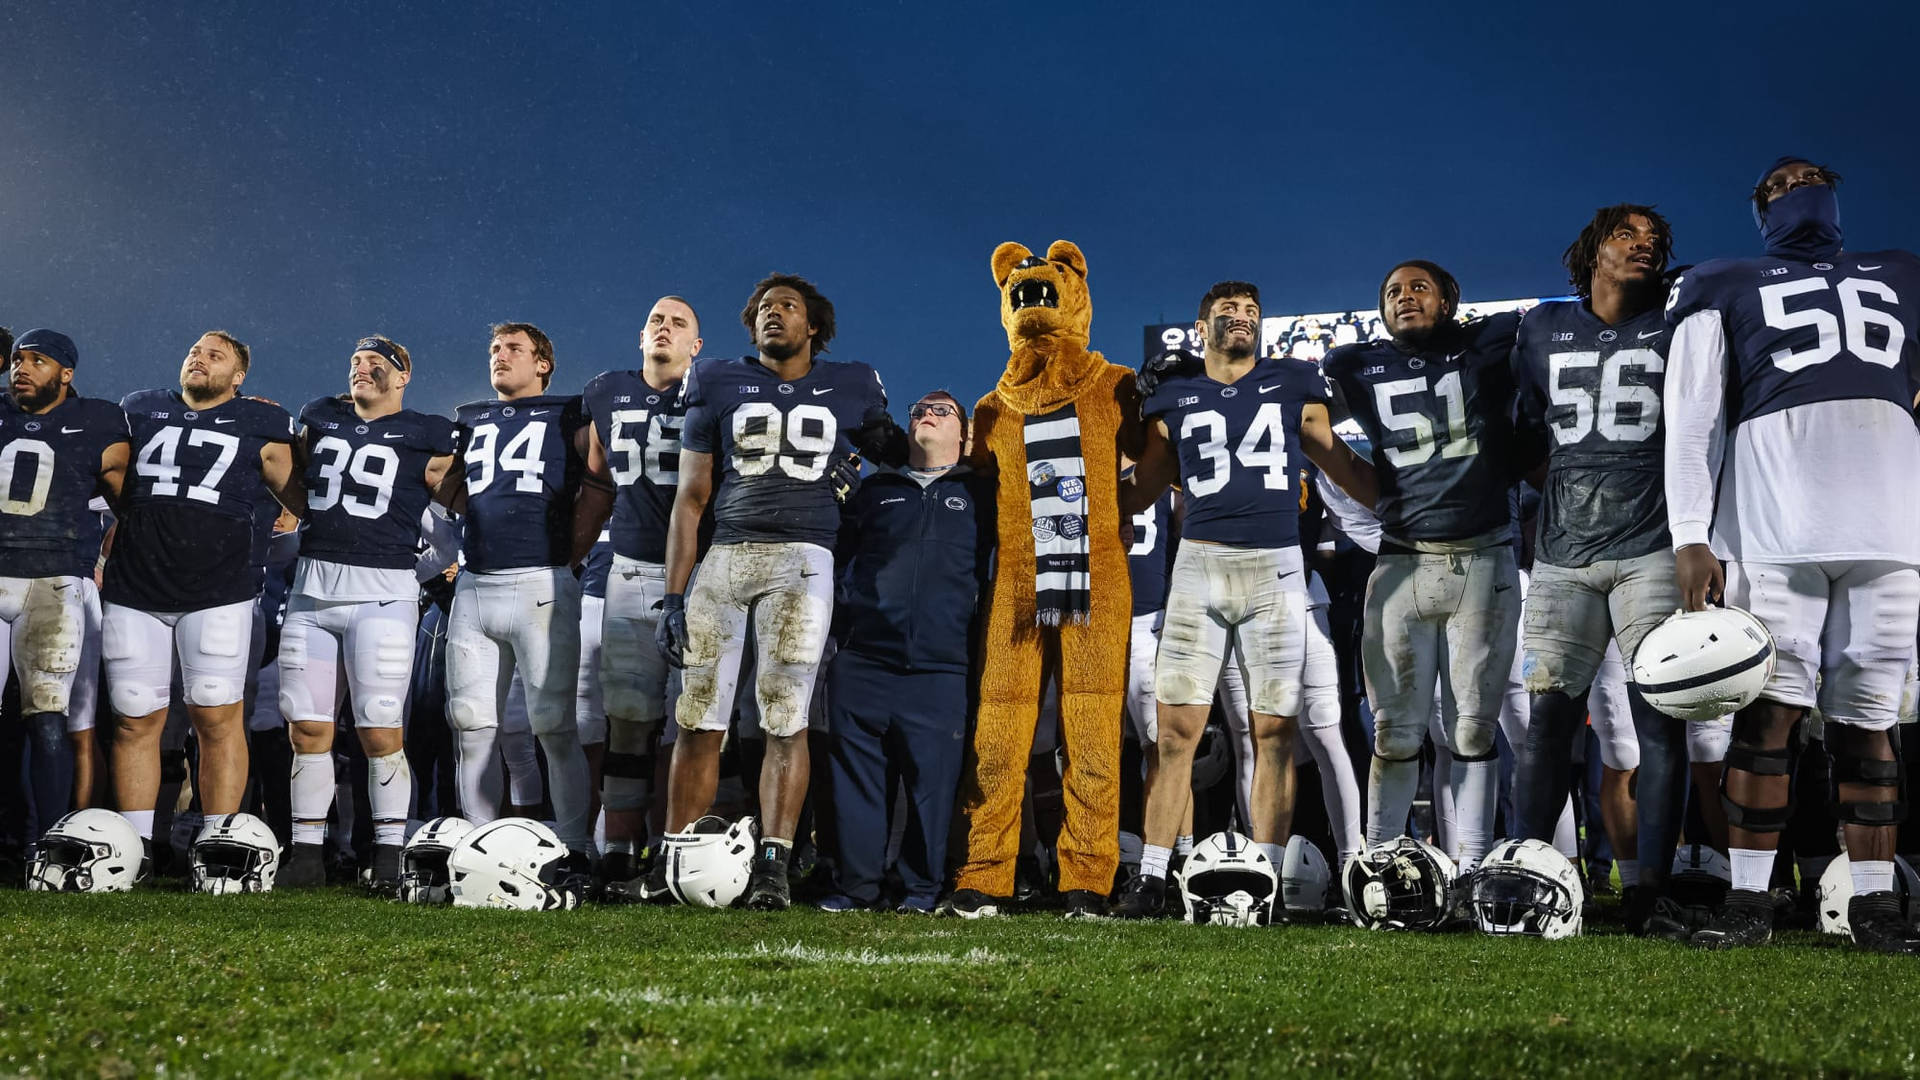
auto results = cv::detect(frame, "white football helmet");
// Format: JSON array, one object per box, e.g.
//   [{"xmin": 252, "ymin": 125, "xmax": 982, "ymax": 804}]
[
  {"xmin": 1279, "ymin": 835, "xmax": 1330, "ymax": 918},
  {"xmin": 400, "ymin": 817, "xmax": 476, "ymax": 904},
  {"xmin": 448, "ymin": 818, "xmax": 582, "ymax": 911},
  {"xmin": 1176, "ymin": 830, "xmax": 1277, "ymax": 927},
  {"xmin": 1669, "ymin": 843, "xmax": 1732, "ymax": 913},
  {"xmin": 1816, "ymin": 854, "xmax": 1920, "ymax": 935},
  {"xmin": 1632, "ymin": 607, "xmax": 1775, "ymax": 722},
  {"xmin": 28, "ymin": 809, "xmax": 143, "ymax": 893},
  {"xmin": 190, "ymin": 813, "xmax": 281, "ymax": 895},
  {"xmin": 1468, "ymin": 838, "xmax": 1584, "ymax": 939},
  {"xmin": 665, "ymin": 815, "xmax": 756, "ymax": 909},
  {"xmin": 1343, "ymin": 836, "xmax": 1456, "ymax": 931}
]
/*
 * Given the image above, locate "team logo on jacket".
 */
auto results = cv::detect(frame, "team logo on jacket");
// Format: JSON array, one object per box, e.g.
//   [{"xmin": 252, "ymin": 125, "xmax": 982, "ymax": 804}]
[
  {"xmin": 1058, "ymin": 514, "xmax": 1086, "ymax": 541},
  {"xmin": 1032, "ymin": 516, "xmax": 1058, "ymax": 541},
  {"xmin": 1029, "ymin": 461, "xmax": 1057, "ymax": 486},
  {"xmin": 1057, "ymin": 476, "xmax": 1084, "ymax": 503},
  {"xmin": 777, "ymin": 383, "xmax": 796, "ymax": 395},
  {"xmin": 1406, "ymin": 359, "xmax": 1425, "ymax": 371},
  {"xmin": 945, "ymin": 496, "xmax": 968, "ymax": 511},
  {"xmin": 1598, "ymin": 329, "xmax": 1617, "ymax": 343},
  {"xmin": 23, "ymin": 421, "xmax": 39, "ymax": 432},
  {"xmin": 355, "ymin": 424, "xmax": 369, "ymax": 435},
  {"xmin": 501, "ymin": 406, "xmax": 516, "ymax": 417}
]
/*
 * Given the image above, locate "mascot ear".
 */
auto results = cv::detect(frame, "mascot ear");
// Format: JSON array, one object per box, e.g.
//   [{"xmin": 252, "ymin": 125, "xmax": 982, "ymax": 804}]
[
  {"xmin": 992, "ymin": 242, "xmax": 1032, "ymax": 286},
  {"xmin": 1046, "ymin": 240, "xmax": 1087, "ymax": 279}
]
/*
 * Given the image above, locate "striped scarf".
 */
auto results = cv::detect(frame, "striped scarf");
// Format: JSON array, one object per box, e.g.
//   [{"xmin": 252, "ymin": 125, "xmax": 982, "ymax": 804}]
[{"xmin": 1024, "ymin": 404, "xmax": 1091, "ymax": 626}]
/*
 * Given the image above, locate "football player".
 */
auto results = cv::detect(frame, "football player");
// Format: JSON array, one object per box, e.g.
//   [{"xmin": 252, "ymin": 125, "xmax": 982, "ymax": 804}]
[
  {"xmin": 572, "ymin": 296, "xmax": 703, "ymax": 899},
  {"xmin": 276, "ymin": 336, "xmax": 459, "ymax": 888},
  {"xmin": 1510, "ymin": 205, "xmax": 1692, "ymax": 936},
  {"xmin": 1320, "ymin": 262, "xmax": 1522, "ymax": 874},
  {"xmin": 104, "ymin": 331, "xmax": 304, "ymax": 864},
  {"xmin": 1116, "ymin": 281, "xmax": 1374, "ymax": 917},
  {"xmin": 656, "ymin": 274, "xmax": 903, "ymax": 910},
  {"xmin": 1666, "ymin": 157, "xmax": 1920, "ymax": 952},
  {"xmin": 445, "ymin": 323, "xmax": 596, "ymax": 876},
  {"xmin": 1, "ymin": 330, "xmax": 128, "ymax": 827}
]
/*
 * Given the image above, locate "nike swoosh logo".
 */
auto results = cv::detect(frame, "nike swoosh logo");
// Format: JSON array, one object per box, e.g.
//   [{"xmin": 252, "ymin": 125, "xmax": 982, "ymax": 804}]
[
  {"xmin": 812, "ymin": 388, "xmax": 834, "ymax": 396},
  {"xmin": 529, "ymin": 410, "xmax": 550, "ymax": 416},
  {"xmin": 1637, "ymin": 330, "xmax": 1661, "ymax": 340},
  {"xmin": 1277, "ymin": 569, "xmax": 1298, "ymax": 578},
  {"xmin": 1259, "ymin": 384, "xmax": 1283, "ymax": 394},
  {"xmin": 535, "ymin": 599, "xmax": 555, "ymax": 607},
  {"xmin": 61, "ymin": 426, "xmax": 84, "ymax": 434},
  {"xmin": 383, "ymin": 432, "xmax": 406, "ymax": 439},
  {"xmin": 1858, "ymin": 264, "xmax": 1883, "ymax": 271},
  {"xmin": 1493, "ymin": 584, "xmax": 1513, "ymax": 593},
  {"xmin": 214, "ymin": 418, "xmax": 236, "ymax": 425},
  {"xmin": 379, "ymin": 772, "xmax": 397, "ymax": 787}
]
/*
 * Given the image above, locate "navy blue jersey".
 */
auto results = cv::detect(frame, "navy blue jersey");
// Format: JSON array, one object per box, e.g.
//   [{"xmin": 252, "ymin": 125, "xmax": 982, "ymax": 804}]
[
  {"xmin": 0, "ymin": 395, "xmax": 128, "ymax": 579},
  {"xmin": 1322, "ymin": 313, "xmax": 1522, "ymax": 543},
  {"xmin": 580, "ymin": 535, "xmax": 613, "ymax": 598},
  {"xmin": 454, "ymin": 395, "xmax": 588, "ymax": 572},
  {"xmin": 680, "ymin": 356, "xmax": 890, "ymax": 549},
  {"xmin": 582, "ymin": 369, "xmax": 688, "ymax": 563},
  {"xmin": 105, "ymin": 391, "xmax": 296, "ymax": 612},
  {"xmin": 1144, "ymin": 356, "xmax": 1328, "ymax": 549},
  {"xmin": 1512, "ymin": 301, "xmax": 1671, "ymax": 567},
  {"xmin": 1665, "ymin": 250, "xmax": 1920, "ymax": 426},
  {"xmin": 1128, "ymin": 489, "xmax": 1177, "ymax": 617},
  {"xmin": 296, "ymin": 396, "xmax": 458, "ymax": 571}
]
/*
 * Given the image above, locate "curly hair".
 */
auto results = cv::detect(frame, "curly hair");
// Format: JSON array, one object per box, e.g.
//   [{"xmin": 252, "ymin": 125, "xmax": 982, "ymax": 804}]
[
  {"xmin": 741, "ymin": 274, "xmax": 835, "ymax": 356},
  {"xmin": 1561, "ymin": 204, "xmax": 1673, "ymax": 299},
  {"xmin": 1196, "ymin": 281, "xmax": 1260, "ymax": 323}
]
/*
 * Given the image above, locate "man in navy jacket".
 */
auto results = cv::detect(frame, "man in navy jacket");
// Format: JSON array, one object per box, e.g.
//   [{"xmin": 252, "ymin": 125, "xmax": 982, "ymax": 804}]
[{"xmin": 821, "ymin": 391, "xmax": 995, "ymax": 912}]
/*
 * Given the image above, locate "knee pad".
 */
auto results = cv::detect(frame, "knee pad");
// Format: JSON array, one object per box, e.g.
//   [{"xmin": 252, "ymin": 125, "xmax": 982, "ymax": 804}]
[
  {"xmin": 1827, "ymin": 725, "xmax": 1907, "ymax": 827},
  {"xmin": 753, "ymin": 671, "xmax": 811, "ymax": 738},
  {"xmin": 1373, "ymin": 722, "xmax": 1424, "ymax": 762},
  {"xmin": 358, "ymin": 693, "xmax": 405, "ymax": 729},
  {"xmin": 606, "ymin": 716, "xmax": 659, "ymax": 758},
  {"xmin": 1250, "ymin": 678, "xmax": 1302, "ymax": 720},
  {"xmin": 1448, "ymin": 718, "xmax": 1497, "ymax": 761},
  {"xmin": 446, "ymin": 694, "xmax": 498, "ymax": 733},
  {"xmin": 182, "ymin": 676, "xmax": 242, "ymax": 708},
  {"xmin": 109, "ymin": 683, "xmax": 167, "ymax": 720},
  {"xmin": 1154, "ymin": 669, "xmax": 1207, "ymax": 708},
  {"xmin": 1720, "ymin": 742, "xmax": 1795, "ymax": 833},
  {"xmin": 1303, "ymin": 691, "xmax": 1341, "ymax": 732}
]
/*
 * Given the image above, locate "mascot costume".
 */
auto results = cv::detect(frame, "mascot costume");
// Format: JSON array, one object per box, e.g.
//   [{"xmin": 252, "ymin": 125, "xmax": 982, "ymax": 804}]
[{"xmin": 956, "ymin": 240, "xmax": 1144, "ymax": 900}]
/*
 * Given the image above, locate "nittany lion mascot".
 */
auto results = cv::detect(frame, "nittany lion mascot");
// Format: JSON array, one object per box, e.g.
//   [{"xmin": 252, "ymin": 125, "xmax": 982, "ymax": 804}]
[{"xmin": 954, "ymin": 240, "xmax": 1145, "ymax": 913}]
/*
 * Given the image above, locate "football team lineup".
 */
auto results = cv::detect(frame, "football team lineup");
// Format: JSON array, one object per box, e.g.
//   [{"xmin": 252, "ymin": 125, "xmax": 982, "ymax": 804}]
[{"xmin": 7, "ymin": 158, "xmax": 1920, "ymax": 972}]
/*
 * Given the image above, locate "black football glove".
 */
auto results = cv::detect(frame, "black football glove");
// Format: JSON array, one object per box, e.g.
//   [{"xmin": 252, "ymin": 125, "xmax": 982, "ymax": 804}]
[
  {"xmin": 828, "ymin": 454, "xmax": 863, "ymax": 504},
  {"xmin": 1136, "ymin": 349, "xmax": 1204, "ymax": 402},
  {"xmin": 852, "ymin": 413, "xmax": 910, "ymax": 469},
  {"xmin": 654, "ymin": 593, "xmax": 689, "ymax": 668}
]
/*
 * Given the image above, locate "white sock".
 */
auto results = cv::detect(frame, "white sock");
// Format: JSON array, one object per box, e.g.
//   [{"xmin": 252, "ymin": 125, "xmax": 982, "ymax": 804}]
[
  {"xmin": 501, "ymin": 728, "xmax": 543, "ymax": 807},
  {"xmin": 290, "ymin": 752, "xmax": 335, "ymax": 846},
  {"xmin": 366, "ymin": 751, "xmax": 412, "ymax": 847},
  {"xmin": 454, "ymin": 727, "xmax": 504, "ymax": 824},
  {"xmin": 1300, "ymin": 723, "xmax": 1363, "ymax": 868},
  {"xmin": 1174, "ymin": 834, "xmax": 1193, "ymax": 857},
  {"xmin": 1366, "ymin": 755, "xmax": 1421, "ymax": 845},
  {"xmin": 1851, "ymin": 859, "xmax": 1895, "ymax": 896},
  {"xmin": 1616, "ymin": 859, "xmax": 1640, "ymax": 888},
  {"xmin": 1257, "ymin": 842, "xmax": 1285, "ymax": 868},
  {"xmin": 1553, "ymin": 798, "xmax": 1579, "ymax": 861},
  {"xmin": 1141, "ymin": 844, "xmax": 1172, "ymax": 881},
  {"xmin": 1729, "ymin": 847, "xmax": 1776, "ymax": 893},
  {"xmin": 1448, "ymin": 756, "xmax": 1498, "ymax": 873},
  {"xmin": 538, "ymin": 729, "xmax": 594, "ymax": 854},
  {"xmin": 595, "ymin": 808, "xmax": 607, "ymax": 851},
  {"xmin": 123, "ymin": 809, "xmax": 155, "ymax": 840}
]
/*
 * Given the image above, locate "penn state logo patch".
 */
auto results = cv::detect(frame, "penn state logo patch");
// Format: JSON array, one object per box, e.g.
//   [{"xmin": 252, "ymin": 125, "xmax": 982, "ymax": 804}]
[
  {"xmin": 945, "ymin": 496, "xmax": 968, "ymax": 511},
  {"xmin": 355, "ymin": 424, "xmax": 369, "ymax": 435},
  {"xmin": 1057, "ymin": 477, "xmax": 1084, "ymax": 503},
  {"xmin": 1032, "ymin": 516, "xmax": 1058, "ymax": 542},
  {"xmin": 184, "ymin": 411, "xmax": 199, "ymax": 420},
  {"xmin": 1407, "ymin": 358, "xmax": 1425, "ymax": 371},
  {"xmin": 777, "ymin": 383, "xmax": 796, "ymax": 395},
  {"xmin": 24, "ymin": 421, "xmax": 40, "ymax": 432},
  {"xmin": 1598, "ymin": 329, "xmax": 1617, "ymax": 343},
  {"xmin": 501, "ymin": 406, "xmax": 516, "ymax": 418},
  {"xmin": 1029, "ymin": 461, "xmax": 1057, "ymax": 486}
]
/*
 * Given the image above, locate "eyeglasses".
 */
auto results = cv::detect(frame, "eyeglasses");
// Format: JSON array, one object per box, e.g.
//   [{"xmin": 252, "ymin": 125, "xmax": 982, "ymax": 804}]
[{"xmin": 909, "ymin": 402, "xmax": 959, "ymax": 420}]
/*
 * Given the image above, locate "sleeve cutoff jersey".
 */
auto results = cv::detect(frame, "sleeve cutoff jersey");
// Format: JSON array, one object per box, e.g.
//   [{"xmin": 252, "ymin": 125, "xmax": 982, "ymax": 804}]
[
  {"xmin": 297, "ymin": 396, "xmax": 458, "ymax": 570},
  {"xmin": 679, "ymin": 356, "xmax": 890, "ymax": 549},
  {"xmin": 454, "ymin": 395, "xmax": 588, "ymax": 572},
  {"xmin": 1512, "ymin": 301, "xmax": 1670, "ymax": 567},
  {"xmin": 106, "ymin": 390, "xmax": 296, "ymax": 612},
  {"xmin": 1322, "ymin": 313, "xmax": 1522, "ymax": 544},
  {"xmin": 1144, "ymin": 356, "xmax": 1328, "ymax": 549},
  {"xmin": 0, "ymin": 395, "xmax": 129, "ymax": 579},
  {"xmin": 582, "ymin": 369, "xmax": 689, "ymax": 564}
]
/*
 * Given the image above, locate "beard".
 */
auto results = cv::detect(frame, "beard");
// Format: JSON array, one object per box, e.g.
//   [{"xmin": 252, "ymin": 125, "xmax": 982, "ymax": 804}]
[
  {"xmin": 10, "ymin": 380, "xmax": 57, "ymax": 411},
  {"xmin": 1210, "ymin": 316, "xmax": 1257, "ymax": 361},
  {"xmin": 759, "ymin": 334, "xmax": 807, "ymax": 363}
]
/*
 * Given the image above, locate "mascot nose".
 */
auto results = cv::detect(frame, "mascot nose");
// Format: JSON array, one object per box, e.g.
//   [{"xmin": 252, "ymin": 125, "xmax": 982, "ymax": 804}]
[{"xmin": 1016, "ymin": 256, "xmax": 1046, "ymax": 270}]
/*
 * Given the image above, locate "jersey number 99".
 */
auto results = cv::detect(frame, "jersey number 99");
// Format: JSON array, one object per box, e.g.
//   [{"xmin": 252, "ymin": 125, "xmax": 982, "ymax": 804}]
[{"xmin": 731, "ymin": 403, "xmax": 837, "ymax": 482}]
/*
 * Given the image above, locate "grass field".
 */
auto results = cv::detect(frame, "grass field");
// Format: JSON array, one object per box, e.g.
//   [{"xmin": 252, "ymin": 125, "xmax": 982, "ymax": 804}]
[{"xmin": 3, "ymin": 890, "xmax": 1918, "ymax": 1079}]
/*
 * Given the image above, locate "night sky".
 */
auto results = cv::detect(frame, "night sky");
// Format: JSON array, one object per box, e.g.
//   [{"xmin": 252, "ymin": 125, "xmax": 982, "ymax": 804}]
[{"xmin": 4, "ymin": 1, "xmax": 1916, "ymax": 418}]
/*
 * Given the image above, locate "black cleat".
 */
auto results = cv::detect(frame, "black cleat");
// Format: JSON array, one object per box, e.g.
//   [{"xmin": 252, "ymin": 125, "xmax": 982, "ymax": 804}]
[
  {"xmin": 367, "ymin": 844, "xmax": 403, "ymax": 895},
  {"xmin": 554, "ymin": 850, "xmax": 596, "ymax": 904},
  {"xmin": 742, "ymin": 857, "xmax": 791, "ymax": 911},
  {"xmin": 599, "ymin": 850, "xmax": 645, "ymax": 904},
  {"xmin": 1112, "ymin": 873, "xmax": 1167, "ymax": 920},
  {"xmin": 938, "ymin": 888, "xmax": 1004, "ymax": 919},
  {"xmin": 1691, "ymin": 889, "xmax": 1774, "ymax": 949},
  {"xmin": 280, "ymin": 843, "xmax": 328, "ymax": 889},
  {"xmin": 640, "ymin": 852, "xmax": 675, "ymax": 904},
  {"xmin": 1062, "ymin": 889, "xmax": 1107, "ymax": 920},
  {"xmin": 1625, "ymin": 888, "xmax": 1696, "ymax": 942},
  {"xmin": 1848, "ymin": 892, "xmax": 1920, "ymax": 956}
]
